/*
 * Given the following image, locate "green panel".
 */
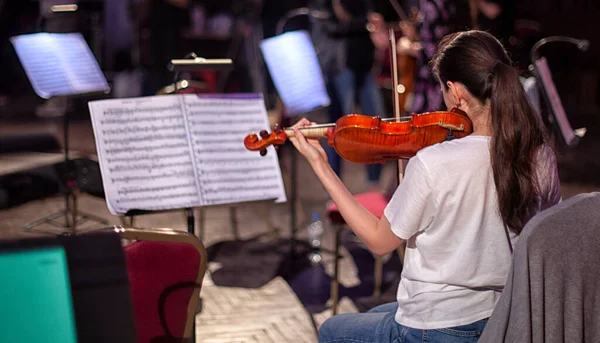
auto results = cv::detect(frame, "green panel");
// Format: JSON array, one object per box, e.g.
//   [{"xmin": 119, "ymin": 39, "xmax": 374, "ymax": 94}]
[{"xmin": 0, "ymin": 247, "xmax": 77, "ymax": 343}]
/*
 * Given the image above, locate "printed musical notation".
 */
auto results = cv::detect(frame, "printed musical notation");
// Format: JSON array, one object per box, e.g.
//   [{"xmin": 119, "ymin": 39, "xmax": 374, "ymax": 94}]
[
  {"xmin": 11, "ymin": 33, "xmax": 110, "ymax": 99},
  {"xmin": 182, "ymin": 94, "xmax": 286, "ymax": 206},
  {"xmin": 88, "ymin": 94, "xmax": 286, "ymax": 214},
  {"xmin": 89, "ymin": 96, "xmax": 198, "ymax": 214}
]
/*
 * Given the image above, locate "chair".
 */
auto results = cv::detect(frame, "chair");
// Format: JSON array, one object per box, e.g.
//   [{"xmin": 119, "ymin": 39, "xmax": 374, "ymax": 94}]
[
  {"xmin": 479, "ymin": 192, "xmax": 600, "ymax": 342},
  {"xmin": 326, "ymin": 191, "xmax": 405, "ymax": 314},
  {"xmin": 110, "ymin": 226, "xmax": 208, "ymax": 343}
]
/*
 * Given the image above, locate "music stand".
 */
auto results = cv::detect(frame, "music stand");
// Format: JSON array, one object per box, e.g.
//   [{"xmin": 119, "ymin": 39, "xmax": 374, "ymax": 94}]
[
  {"xmin": 260, "ymin": 27, "xmax": 331, "ymax": 274},
  {"xmin": 120, "ymin": 54, "xmax": 234, "ymax": 233},
  {"xmin": 529, "ymin": 36, "xmax": 589, "ymax": 147},
  {"xmin": 11, "ymin": 32, "xmax": 110, "ymax": 233},
  {"xmin": 119, "ymin": 55, "xmax": 233, "ymax": 343}
]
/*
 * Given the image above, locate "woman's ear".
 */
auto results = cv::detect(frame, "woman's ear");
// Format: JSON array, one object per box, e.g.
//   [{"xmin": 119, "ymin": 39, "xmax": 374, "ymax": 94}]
[{"xmin": 446, "ymin": 81, "xmax": 463, "ymax": 107}]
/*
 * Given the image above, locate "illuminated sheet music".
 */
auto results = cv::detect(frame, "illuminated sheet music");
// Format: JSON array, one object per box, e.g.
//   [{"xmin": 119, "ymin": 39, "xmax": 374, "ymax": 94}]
[
  {"xmin": 260, "ymin": 31, "xmax": 330, "ymax": 116},
  {"xmin": 88, "ymin": 94, "xmax": 286, "ymax": 215},
  {"xmin": 11, "ymin": 33, "xmax": 109, "ymax": 99}
]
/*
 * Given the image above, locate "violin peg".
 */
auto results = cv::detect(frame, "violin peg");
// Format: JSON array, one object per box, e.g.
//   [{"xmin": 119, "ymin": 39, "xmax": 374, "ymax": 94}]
[
  {"xmin": 260, "ymin": 130, "xmax": 269, "ymax": 139},
  {"xmin": 260, "ymin": 149, "xmax": 268, "ymax": 156}
]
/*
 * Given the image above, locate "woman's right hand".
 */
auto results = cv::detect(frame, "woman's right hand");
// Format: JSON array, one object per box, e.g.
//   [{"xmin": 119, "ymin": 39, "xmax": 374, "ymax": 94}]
[{"xmin": 288, "ymin": 118, "xmax": 328, "ymax": 166}]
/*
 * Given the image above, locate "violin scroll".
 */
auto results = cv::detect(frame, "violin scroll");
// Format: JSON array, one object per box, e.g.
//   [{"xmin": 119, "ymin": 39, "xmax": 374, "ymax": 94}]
[{"xmin": 243, "ymin": 124, "xmax": 289, "ymax": 156}]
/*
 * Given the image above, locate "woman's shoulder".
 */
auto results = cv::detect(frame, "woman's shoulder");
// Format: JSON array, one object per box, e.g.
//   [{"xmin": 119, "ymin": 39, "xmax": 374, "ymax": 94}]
[
  {"xmin": 412, "ymin": 136, "xmax": 491, "ymax": 175},
  {"xmin": 416, "ymin": 135, "xmax": 490, "ymax": 160}
]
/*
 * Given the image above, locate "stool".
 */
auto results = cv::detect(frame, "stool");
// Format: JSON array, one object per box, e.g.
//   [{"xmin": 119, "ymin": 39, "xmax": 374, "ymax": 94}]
[{"xmin": 326, "ymin": 191, "xmax": 405, "ymax": 314}]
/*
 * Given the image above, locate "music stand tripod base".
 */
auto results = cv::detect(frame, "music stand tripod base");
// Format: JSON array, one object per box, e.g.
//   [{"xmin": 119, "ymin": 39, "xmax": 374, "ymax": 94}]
[
  {"xmin": 22, "ymin": 189, "xmax": 110, "ymax": 235},
  {"xmin": 11, "ymin": 33, "xmax": 111, "ymax": 235}
]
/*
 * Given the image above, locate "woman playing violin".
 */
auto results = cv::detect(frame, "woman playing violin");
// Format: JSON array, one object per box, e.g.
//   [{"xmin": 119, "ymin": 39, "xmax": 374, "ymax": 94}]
[{"xmin": 289, "ymin": 30, "xmax": 561, "ymax": 342}]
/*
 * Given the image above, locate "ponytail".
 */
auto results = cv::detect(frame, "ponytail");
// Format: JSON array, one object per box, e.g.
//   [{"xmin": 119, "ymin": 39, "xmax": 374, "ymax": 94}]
[
  {"xmin": 489, "ymin": 63, "xmax": 546, "ymax": 234},
  {"xmin": 432, "ymin": 30, "xmax": 550, "ymax": 234}
]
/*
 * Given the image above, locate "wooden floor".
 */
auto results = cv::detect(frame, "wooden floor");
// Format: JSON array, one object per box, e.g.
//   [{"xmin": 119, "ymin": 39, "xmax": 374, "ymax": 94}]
[{"xmin": 2, "ymin": 113, "xmax": 600, "ymax": 342}]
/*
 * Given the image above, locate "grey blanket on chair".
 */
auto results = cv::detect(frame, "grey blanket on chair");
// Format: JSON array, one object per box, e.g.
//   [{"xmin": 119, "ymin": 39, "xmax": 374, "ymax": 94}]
[{"xmin": 480, "ymin": 192, "xmax": 600, "ymax": 343}]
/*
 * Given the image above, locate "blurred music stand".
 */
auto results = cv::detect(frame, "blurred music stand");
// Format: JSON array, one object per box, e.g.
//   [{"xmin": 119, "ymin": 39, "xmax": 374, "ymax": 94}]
[
  {"xmin": 529, "ymin": 36, "xmax": 589, "ymax": 147},
  {"xmin": 122, "ymin": 53, "xmax": 234, "ymax": 233},
  {"xmin": 11, "ymin": 32, "xmax": 110, "ymax": 234},
  {"xmin": 260, "ymin": 17, "xmax": 331, "ymax": 274},
  {"xmin": 122, "ymin": 55, "xmax": 233, "ymax": 343}
]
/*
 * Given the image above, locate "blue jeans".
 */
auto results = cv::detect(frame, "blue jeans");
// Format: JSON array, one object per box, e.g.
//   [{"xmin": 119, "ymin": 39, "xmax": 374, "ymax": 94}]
[
  {"xmin": 326, "ymin": 68, "xmax": 385, "ymax": 183},
  {"xmin": 318, "ymin": 302, "xmax": 488, "ymax": 343}
]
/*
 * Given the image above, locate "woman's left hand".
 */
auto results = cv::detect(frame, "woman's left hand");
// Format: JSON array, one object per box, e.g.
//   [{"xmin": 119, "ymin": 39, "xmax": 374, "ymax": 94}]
[{"xmin": 288, "ymin": 118, "xmax": 328, "ymax": 166}]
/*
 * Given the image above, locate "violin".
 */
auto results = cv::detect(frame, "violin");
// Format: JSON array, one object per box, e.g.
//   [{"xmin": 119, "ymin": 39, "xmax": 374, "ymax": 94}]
[{"xmin": 243, "ymin": 107, "xmax": 473, "ymax": 164}]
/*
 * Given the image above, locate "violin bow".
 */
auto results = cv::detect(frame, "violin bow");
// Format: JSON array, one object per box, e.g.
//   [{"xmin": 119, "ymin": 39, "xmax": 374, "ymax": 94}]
[
  {"xmin": 389, "ymin": 27, "xmax": 407, "ymax": 185},
  {"xmin": 388, "ymin": 0, "xmax": 410, "ymax": 22}
]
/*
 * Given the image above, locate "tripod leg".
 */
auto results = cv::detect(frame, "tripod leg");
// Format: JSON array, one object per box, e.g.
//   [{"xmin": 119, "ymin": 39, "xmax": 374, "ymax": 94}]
[
  {"xmin": 373, "ymin": 255, "xmax": 383, "ymax": 298},
  {"xmin": 261, "ymin": 203, "xmax": 279, "ymax": 240},
  {"xmin": 331, "ymin": 225, "xmax": 342, "ymax": 315},
  {"xmin": 22, "ymin": 211, "xmax": 65, "ymax": 232},
  {"xmin": 229, "ymin": 206, "xmax": 239, "ymax": 240},
  {"xmin": 70, "ymin": 190, "xmax": 78, "ymax": 234},
  {"xmin": 397, "ymin": 242, "xmax": 405, "ymax": 266},
  {"xmin": 198, "ymin": 208, "xmax": 205, "ymax": 242}
]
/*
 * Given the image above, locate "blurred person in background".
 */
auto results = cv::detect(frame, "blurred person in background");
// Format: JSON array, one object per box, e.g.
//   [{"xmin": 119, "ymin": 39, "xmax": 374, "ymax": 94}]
[
  {"xmin": 392, "ymin": 0, "xmax": 515, "ymax": 114},
  {"xmin": 139, "ymin": 0, "xmax": 190, "ymax": 94},
  {"xmin": 311, "ymin": 0, "xmax": 388, "ymax": 191}
]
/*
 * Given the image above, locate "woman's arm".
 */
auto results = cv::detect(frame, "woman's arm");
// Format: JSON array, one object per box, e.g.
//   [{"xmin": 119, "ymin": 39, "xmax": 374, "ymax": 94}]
[{"xmin": 290, "ymin": 119, "xmax": 404, "ymax": 256}]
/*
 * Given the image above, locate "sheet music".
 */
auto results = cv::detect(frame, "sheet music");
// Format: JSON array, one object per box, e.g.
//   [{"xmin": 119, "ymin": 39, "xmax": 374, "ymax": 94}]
[
  {"xmin": 89, "ymin": 96, "xmax": 199, "ymax": 214},
  {"xmin": 11, "ymin": 33, "xmax": 109, "ymax": 99},
  {"xmin": 260, "ymin": 31, "xmax": 330, "ymax": 116},
  {"xmin": 88, "ymin": 94, "xmax": 286, "ymax": 215},
  {"xmin": 183, "ymin": 94, "xmax": 286, "ymax": 205}
]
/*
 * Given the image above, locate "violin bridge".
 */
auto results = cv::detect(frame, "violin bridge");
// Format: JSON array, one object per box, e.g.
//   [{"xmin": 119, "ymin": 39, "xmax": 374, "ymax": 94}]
[{"xmin": 438, "ymin": 121, "xmax": 465, "ymax": 132}]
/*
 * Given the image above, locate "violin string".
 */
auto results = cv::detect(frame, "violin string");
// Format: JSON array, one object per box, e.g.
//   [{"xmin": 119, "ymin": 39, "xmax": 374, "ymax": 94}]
[
  {"xmin": 383, "ymin": 116, "xmax": 411, "ymax": 122},
  {"xmin": 283, "ymin": 116, "xmax": 411, "ymax": 133},
  {"xmin": 283, "ymin": 123, "xmax": 335, "ymax": 132}
]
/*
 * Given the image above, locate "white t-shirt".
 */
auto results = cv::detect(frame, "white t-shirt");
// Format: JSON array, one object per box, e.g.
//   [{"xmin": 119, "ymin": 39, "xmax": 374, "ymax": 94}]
[{"xmin": 383, "ymin": 135, "xmax": 561, "ymax": 330}]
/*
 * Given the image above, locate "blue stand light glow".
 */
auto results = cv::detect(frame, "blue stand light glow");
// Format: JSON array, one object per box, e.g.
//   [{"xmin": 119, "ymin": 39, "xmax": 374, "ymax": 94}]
[
  {"xmin": 260, "ymin": 30, "xmax": 330, "ymax": 117},
  {"xmin": 11, "ymin": 32, "xmax": 109, "ymax": 99}
]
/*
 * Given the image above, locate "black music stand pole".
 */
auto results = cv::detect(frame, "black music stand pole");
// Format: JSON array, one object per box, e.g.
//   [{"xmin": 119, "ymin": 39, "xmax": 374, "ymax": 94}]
[
  {"xmin": 21, "ymin": 94, "xmax": 109, "ymax": 233},
  {"xmin": 267, "ymin": 11, "xmax": 333, "ymax": 276},
  {"xmin": 168, "ymin": 53, "xmax": 233, "ymax": 237},
  {"xmin": 169, "ymin": 54, "xmax": 233, "ymax": 342},
  {"xmin": 11, "ymin": 32, "xmax": 111, "ymax": 234}
]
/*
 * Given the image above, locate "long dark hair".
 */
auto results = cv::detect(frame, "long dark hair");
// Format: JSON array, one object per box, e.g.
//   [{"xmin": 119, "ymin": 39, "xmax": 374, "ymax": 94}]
[{"xmin": 432, "ymin": 30, "xmax": 549, "ymax": 234}]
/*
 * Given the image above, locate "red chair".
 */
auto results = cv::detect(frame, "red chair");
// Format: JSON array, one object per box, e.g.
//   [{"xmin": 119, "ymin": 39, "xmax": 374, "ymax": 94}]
[
  {"xmin": 112, "ymin": 227, "xmax": 208, "ymax": 343},
  {"xmin": 327, "ymin": 192, "xmax": 405, "ymax": 314}
]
